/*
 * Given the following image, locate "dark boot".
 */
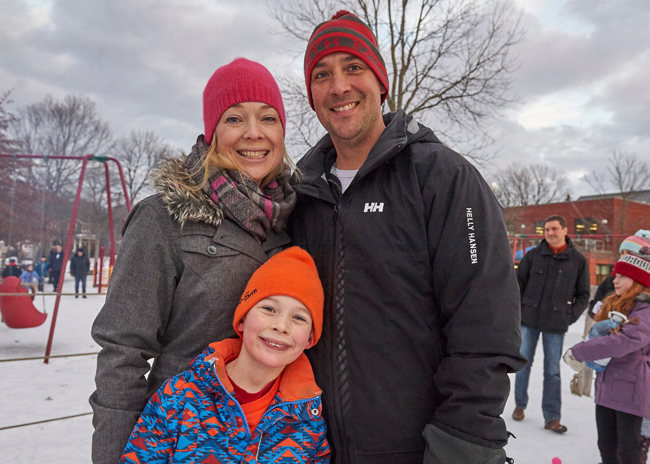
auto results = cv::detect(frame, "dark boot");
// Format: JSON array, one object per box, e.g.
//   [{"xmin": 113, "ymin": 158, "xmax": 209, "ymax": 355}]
[
  {"xmin": 640, "ymin": 436, "xmax": 650, "ymax": 464},
  {"xmin": 544, "ymin": 420, "xmax": 567, "ymax": 434},
  {"xmin": 512, "ymin": 407, "xmax": 525, "ymax": 421}
]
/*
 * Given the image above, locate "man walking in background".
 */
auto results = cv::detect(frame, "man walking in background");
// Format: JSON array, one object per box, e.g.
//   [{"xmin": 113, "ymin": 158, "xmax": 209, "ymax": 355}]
[{"xmin": 513, "ymin": 215, "xmax": 590, "ymax": 433}]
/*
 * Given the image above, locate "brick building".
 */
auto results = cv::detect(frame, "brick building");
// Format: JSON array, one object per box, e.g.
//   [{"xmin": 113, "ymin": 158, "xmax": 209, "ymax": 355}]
[{"xmin": 505, "ymin": 191, "xmax": 650, "ymax": 286}]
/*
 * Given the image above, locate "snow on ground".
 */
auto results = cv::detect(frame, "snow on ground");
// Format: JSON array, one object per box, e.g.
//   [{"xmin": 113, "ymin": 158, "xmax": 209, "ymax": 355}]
[{"xmin": 1, "ymin": 274, "xmax": 601, "ymax": 463}]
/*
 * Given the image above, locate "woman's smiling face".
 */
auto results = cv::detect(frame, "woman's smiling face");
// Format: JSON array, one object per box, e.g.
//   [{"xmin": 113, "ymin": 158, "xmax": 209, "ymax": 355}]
[{"xmin": 215, "ymin": 102, "xmax": 284, "ymax": 186}]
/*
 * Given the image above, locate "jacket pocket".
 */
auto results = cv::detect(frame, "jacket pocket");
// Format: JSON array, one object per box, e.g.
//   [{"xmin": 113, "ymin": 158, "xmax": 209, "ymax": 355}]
[
  {"xmin": 522, "ymin": 270, "xmax": 545, "ymax": 307},
  {"xmin": 605, "ymin": 367, "xmax": 637, "ymax": 403},
  {"xmin": 180, "ymin": 233, "xmax": 240, "ymax": 275},
  {"xmin": 181, "ymin": 233, "xmax": 239, "ymax": 258}
]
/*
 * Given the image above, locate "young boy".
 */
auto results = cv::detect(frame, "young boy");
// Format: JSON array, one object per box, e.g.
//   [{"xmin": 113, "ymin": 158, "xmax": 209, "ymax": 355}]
[{"xmin": 120, "ymin": 247, "xmax": 330, "ymax": 463}]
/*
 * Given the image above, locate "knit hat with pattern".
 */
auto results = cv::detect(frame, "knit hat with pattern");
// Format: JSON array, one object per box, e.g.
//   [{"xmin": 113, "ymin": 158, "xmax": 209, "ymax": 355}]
[
  {"xmin": 203, "ymin": 58, "xmax": 286, "ymax": 144},
  {"xmin": 613, "ymin": 247, "xmax": 650, "ymax": 288},
  {"xmin": 232, "ymin": 247, "xmax": 324, "ymax": 343},
  {"xmin": 304, "ymin": 10, "xmax": 389, "ymax": 109},
  {"xmin": 619, "ymin": 230, "xmax": 650, "ymax": 255}
]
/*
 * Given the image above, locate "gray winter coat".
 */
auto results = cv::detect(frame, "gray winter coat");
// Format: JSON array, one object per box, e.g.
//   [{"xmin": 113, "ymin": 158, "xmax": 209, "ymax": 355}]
[{"xmin": 89, "ymin": 156, "xmax": 291, "ymax": 464}]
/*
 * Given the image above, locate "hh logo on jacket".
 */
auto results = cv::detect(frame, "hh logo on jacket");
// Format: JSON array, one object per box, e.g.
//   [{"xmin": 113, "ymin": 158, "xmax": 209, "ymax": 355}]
[{"xmin": 363, "ymin": 202, "xmax": 384, "ymax": 213}]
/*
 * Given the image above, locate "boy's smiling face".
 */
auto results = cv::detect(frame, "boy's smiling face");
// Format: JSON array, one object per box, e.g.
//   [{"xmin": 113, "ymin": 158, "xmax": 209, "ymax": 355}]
[{"xmin": 237, "ymin": 295, "xmax": 314, "ymax": 373}]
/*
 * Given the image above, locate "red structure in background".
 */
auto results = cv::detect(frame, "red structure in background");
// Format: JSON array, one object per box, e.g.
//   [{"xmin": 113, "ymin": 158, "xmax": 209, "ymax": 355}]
[
  {"xmin": 0, "ymin": 154, "xmax": 131, "ymax": 362},
  {"xmin": 506, "ymin": 196, "xmax": 650, "ymax": 286}
]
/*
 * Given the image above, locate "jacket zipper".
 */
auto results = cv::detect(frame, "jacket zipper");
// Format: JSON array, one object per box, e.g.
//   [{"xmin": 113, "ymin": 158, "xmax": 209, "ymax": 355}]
[
  {"xmin": 330, "ymin": 197, "xmax": 350, "ymax": 461},
  {"xmin": 214, "ymin": 363, "xmax": 321, "ymax": 457}
]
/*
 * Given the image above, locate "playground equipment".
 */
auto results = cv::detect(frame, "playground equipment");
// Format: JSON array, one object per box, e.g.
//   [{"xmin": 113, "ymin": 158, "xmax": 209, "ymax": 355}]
[
  {"xmin": 0, "ymin": 153, "xmax": 131, "ymax": 361},
  {"xmin": 0, "ymin": 277, "xmax": 47, "ymax": 328}
]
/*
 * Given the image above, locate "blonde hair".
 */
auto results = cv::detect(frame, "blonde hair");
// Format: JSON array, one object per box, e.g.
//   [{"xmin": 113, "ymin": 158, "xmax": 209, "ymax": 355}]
[
  {"xmin": 595, "ymin": 280, "xmax": 650, "ymax": 323},
  {"xmin": 192, "ymin": 135, "xmax": 295, "ymax": 191}
]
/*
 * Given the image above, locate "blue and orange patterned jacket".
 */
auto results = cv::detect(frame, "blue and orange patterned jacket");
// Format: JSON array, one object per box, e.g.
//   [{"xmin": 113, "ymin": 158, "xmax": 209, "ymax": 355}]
[{"xmin": 120, "ymin": 338, "xmax": 330, "ymax": 463}]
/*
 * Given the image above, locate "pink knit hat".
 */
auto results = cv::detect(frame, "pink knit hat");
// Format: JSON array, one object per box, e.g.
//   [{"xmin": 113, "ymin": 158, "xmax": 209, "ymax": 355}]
[{"xmin": 203, "ymin": 58, "xmax": 286, "ymax": 144}]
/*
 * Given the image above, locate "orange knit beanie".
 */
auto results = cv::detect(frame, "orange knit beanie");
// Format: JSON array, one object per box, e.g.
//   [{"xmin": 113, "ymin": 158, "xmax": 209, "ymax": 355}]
[{"xmin": 232, "ymin": 247, "xmax": 324, "ymax": 344}]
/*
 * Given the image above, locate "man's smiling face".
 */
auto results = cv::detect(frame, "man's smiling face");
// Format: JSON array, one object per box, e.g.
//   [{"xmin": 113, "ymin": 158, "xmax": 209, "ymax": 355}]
[{"xmin": 310, "ymin": 52, "xmax": 386, "ymax": 150}]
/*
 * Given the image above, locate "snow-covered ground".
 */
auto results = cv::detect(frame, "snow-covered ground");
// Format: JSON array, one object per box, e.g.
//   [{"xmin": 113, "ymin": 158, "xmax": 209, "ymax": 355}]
[{"xmin": 1, "ymin": 274, "xmax": 601, "ymax": 463}]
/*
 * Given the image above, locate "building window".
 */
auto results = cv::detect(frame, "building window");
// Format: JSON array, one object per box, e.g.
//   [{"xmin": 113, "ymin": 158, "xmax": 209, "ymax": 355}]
[
  {"xmin": 596, "ymin": 264, "xmax": 613, "ymax": 285},
  {"xmin": 575, "ymin": 217, "xmax": 598, "ymax": 235},
  {"xmin": 534, "ymin": 221, "xmax": 545, "ymax": 235}
]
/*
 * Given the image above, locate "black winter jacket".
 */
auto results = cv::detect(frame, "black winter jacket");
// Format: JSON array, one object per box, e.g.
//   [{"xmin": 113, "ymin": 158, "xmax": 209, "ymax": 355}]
[
  {"xmin": 517, "ymin": 238, "xmax": 590, "ymax": 332},
  {"xmin": 48, "ymin": 249, "xmax": 63, "ymax": 272},
  {"xmin": 588, "ymin": 274, "xmax": 614, "ymax": 318},
  {"xmin": 2, "ymin": 264, "xmax": 22, "ymax": 278},
  {"xmin": 70, "ymin": 252, "xmax": 90, "ymax": 277},
  {"xmin": 290, "ymin": 110, "xmax": 526, "ymax": 464}
]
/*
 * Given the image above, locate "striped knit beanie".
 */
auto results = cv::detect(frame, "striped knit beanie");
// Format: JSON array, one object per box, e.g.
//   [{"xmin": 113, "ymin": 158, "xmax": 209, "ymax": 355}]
[
  {"xmin": 203, "ymin": 58, "xmax": 286, "ymax": 144},
  {"xmin": 304, "ymin": 10, "xmax": 389, "ymax": 109},
  {"xmin": 619, "ymin": 230, "xmax": 650, "ymax": 254},
  {"xmin": 613, "ymin": 247, "xmax": 650, "ymax": 288},
  {"xmin": 233, "ymin": 247, "xmax": 324, "ymax": 344}
]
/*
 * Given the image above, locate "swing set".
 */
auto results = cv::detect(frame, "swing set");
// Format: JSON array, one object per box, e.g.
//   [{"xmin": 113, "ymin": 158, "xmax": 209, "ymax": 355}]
[{"xmin": 0, "ymin": 153, "xmax": 131, "ymax": 363}]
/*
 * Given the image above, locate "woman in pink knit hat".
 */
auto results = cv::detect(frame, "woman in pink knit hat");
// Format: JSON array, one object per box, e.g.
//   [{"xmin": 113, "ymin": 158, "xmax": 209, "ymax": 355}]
[{"xmin": 90, "ymin": 58, "xmax": 297, "ymax": 464}]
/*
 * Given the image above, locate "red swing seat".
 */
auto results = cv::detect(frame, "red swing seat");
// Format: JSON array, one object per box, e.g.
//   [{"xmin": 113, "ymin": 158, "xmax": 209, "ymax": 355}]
[{"xmin": 0, "ymin": 276, "xmax": 48, "ymax": 328}]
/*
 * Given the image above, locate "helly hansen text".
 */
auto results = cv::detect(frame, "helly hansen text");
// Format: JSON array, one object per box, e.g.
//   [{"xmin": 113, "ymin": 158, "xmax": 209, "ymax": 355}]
[
  {"xmin": 364, "ymin": 202, "xmax": 384, "ymax": 213},
  {"xmin": 467, "ymin": 208, "xmax": 478, "ymax": 264}
]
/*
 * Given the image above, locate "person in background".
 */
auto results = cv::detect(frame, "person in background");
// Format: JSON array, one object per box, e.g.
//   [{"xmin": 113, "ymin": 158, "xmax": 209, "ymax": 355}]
[
  {"xmin": 513, "ymin": 215, "xmax": 590, "ymax": 433},
  {"xmin": 19, "ymin": 263, "xmax": 42, "ymax": 291},
  {"xmin": 120, "ymin": 247, "xmax": 330, "ymax": 463},
  {"xmin": 564, "ymin": 248, "xmax": 650, "ymax": 464},
  {"xmin": 70, "ymin": 248, "xmax": 90, "ymax": 298},
  {"xmin": 589, "ymin": 231, "xmax": 650, "ymax": 318},
  {"xmin": 90, "ymin": 57, "xmax": 295, "ymax": 464},
  {"xmin": 35, "ymin": 255, "xmax": 49, "ymax": 292},
  {"xmin": 586, "ymin": 230, "xmax": 650, "ymax": 464},
  {"xmin": 48, "ymin": 244, "xmax": 64, "ymax": 291},
  {"xmin": 2, "ymin": 257, "xmax": 22, "ymax": 278},
  {"xmin": 289, "ymin": 10, "xmax": 525, "ymax": 463}
]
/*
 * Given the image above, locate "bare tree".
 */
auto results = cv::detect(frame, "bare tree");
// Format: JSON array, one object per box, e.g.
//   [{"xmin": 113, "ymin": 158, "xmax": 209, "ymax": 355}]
[
  {"xmin": 111, "ymin": 130, "xmax": 176, "ymax": 204},
  {"xmin": 269, "ymin": 0, "xmax": 524, "ymax": 162},
  {"xmin": 585, "ymin": 150, "xmax": 650, "ymax": 231},
  {"xmin": 0, "ymin": 90, "xmax": 19, "ymax": 154},
  {"xmin": 490, "ymin": 163, "xmax": 570, "ymax": 208},
  {"xmin": 586, "ymin": 150, "xmax": 650, "ymax": 196},
  {"xmin": 9, "ymin": 94, "xmax": 112, "ymax": 195}
]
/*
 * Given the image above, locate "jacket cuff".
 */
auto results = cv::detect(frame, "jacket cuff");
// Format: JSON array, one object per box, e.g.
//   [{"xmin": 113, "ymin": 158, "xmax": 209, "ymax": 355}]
[{"xmin": 423, "ymin": 424, "xmax": 508, "ymax": 464}]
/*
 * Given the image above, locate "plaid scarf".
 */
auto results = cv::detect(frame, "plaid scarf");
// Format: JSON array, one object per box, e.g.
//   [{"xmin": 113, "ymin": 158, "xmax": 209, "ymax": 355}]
[{"xmin": 186, "ymin": 136, "xmax": 296, "ymax": 243}]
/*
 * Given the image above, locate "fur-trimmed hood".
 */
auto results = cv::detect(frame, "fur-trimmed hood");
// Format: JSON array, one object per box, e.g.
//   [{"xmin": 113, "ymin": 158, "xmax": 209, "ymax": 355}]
[
  {"xmin": 635, "ymin": 292, "xmax": 650, "ymax": 304},
  {"xmin": 151, "ymin": 154, "xmax": 223, "ymax": 228}
]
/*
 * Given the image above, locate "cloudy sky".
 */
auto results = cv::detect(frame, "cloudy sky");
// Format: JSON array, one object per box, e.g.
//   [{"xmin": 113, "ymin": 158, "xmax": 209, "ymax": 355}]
[{"xmin": 1, "ymin": 0, "xmax": 648, "ymax": 198}]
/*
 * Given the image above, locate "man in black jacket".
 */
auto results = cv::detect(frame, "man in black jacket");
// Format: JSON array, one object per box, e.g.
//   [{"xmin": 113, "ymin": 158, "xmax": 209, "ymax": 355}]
[
  {"xmin": 48, "ymin": 244, "xmax": 64, "ymax": 292},
  {"xmin": 70, "ymin": 247, "xmax": 90, "ymax": 298},
  {"xmin": 512, "ymin": 215, "xmax": 590, "ymax": 433},
  {"xmin": 289, "ymin": 10, "xmax": 526, "ymax": 464}
]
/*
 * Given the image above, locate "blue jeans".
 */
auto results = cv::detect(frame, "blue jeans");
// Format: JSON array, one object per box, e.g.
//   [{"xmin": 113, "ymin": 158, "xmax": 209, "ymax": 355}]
[
  {"xmin": 514, "ymin": 325, "xmax": 565, "ymax": 421},
  {"xmin": 74, "ymin": 275, "xmax": 87, "ymax": 294}
]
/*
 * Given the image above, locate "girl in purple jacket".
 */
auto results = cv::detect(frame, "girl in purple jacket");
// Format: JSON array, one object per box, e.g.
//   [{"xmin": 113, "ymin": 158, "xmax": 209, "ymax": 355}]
[{"xmin": 564, "ymin": 248, "xmax": 650, "ymax": 464}]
